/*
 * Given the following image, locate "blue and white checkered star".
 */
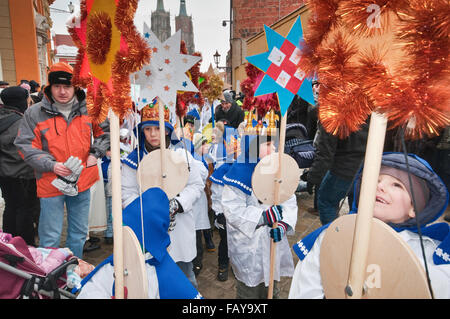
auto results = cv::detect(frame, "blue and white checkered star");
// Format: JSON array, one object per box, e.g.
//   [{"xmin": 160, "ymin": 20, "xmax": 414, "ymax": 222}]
[
  {"xmin": 131, "ymin": 23, "xmax": 201, "ymax": 113},
  {"xmin": 245, "ymin": 16, "xmax": 315, "ymax": 116}
]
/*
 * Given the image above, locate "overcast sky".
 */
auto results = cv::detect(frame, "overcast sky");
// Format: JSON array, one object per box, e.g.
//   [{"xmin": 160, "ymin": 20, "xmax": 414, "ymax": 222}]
[{"xmin": 49, "ymin": 0, "xmax": 231, "ymax": 72}]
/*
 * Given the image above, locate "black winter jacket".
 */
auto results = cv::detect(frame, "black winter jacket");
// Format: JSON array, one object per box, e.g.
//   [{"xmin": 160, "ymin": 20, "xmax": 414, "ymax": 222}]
[
  {"xmin": 0, "ymin": 106, "xmax": 34, "ymax": 179},
  {"xmin": 308, "ymin": 119, "xmax": 369, "ymax": 185},
  {"xmin": 213, "ymin": 102, "xmax": 245, "ymax": 129}
]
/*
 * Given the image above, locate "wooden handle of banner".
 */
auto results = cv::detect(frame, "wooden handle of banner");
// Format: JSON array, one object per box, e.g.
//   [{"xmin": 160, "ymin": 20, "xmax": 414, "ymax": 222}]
[
  {"xmin": 110, "ymin": 110, "xmax": 124, "ymax": 299},
  {"xmin": 158, "ymin": 100, "xmax": 167, "ymax": 189},
  {"xmin": 346, "ymin": 112, "xmax": 387, "ymax": 299},
  {"xmin": 268, "ymin": 115, "xmax": 287, "ymax": 299}
]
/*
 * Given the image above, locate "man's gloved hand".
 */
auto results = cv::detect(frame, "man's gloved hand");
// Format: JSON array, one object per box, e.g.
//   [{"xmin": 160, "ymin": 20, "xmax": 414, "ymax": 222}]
[
  {"xmin": 269, "ymin": 221, "xmax": 289, "ymax": 243},
  {"xmin": 51, "ymin": 178, "xmax": 78, "ymax": 196},
  {"xmin": 306, "ymin": 181, "xmax": 314, "ymax": 195},
  {"xmin": 259, "ymin": 205, "xmax": 283, "ymax": 227},
  {"xmin": 51, "ymin": 156, "xmax": 84, "ymax": 196},
  {"xmin": 64, "ymin": 156, "xmax": 84, "ymax": 183},
  {"xmin": 214, "ymin": 213, "xmax": 226, "ymax": 230},
  {"xmin": 168, "ymin": 198, "xmax": 183, "ymax": 231},
  {"xmin": 300, "ymin": 170, "xmax": 308, "ymax": 182}
]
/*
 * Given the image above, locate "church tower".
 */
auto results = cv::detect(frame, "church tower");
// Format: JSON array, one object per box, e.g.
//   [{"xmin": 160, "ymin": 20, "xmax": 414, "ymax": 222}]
[
  {"xmin": 151, "ymin": 0, "xmax": 171, "ymax": 42},
  {"xmin": 175, "ymin": 0, "xmax": 195, "ymax": 54}
]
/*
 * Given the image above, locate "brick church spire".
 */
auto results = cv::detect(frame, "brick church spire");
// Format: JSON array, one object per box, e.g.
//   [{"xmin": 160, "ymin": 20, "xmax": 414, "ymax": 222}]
[
  {"xmin": 151, "ymin": 0, "xmax": 171, "ymax": 42},
  {"xmin": 179, "ymin": 0, "xmax": 187, "ymax": 16},
  {"xmin": 175, "ymin": 0, "xmax": 195, "ymax": 54},
  {"xmin": 156, "ymin": 0, "xmax": 165, "ymax": 11}
]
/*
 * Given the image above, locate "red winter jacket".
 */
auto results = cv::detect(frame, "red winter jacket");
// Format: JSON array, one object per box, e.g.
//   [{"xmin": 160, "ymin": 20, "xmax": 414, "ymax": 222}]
[{"xmin": 14, "ymin": 89, "xmax": 110, "ymax": 198}]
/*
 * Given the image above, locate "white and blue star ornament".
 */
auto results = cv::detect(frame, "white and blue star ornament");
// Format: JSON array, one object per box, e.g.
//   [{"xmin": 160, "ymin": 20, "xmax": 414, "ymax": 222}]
[
  {"xmin": 132, "ymin": 23, "xmax": 201, "ymax": 113},
  {"xmin": 246, "ymin": 16, "xmax": 315, "ymax": 117}
]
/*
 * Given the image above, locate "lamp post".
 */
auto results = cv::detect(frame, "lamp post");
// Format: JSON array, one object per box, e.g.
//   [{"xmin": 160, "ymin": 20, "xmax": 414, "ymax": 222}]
[
  {"xmin": 50, "ymin": 1, "xmax": 75, "ymax": 14},
  {"xmin": 213, "ymin": 50, "xmax": 230, "ymax": 71}
]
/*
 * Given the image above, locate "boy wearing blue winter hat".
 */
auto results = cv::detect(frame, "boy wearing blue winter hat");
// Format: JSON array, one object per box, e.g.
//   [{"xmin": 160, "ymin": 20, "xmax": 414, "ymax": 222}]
[{"xmin": 289, "ymin": 152, "xmax": 450, "ymax": 299}]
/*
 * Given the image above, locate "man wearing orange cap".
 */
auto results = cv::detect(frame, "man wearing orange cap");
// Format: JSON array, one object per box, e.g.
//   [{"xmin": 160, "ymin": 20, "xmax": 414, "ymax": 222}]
[{"xmin": 14, "ymin": 62, "xmax": 110, "ymax": 258}]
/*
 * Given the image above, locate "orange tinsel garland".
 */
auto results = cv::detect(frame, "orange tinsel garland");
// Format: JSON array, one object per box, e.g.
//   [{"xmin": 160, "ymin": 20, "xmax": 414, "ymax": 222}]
[
  {"xmin": 69, "ymin": 0, "xmax": 151, "ymax": 123},
  {"xmin": 298, "ymin": 0, "xmax": 449, "ymax": 139},
  {"xmin": 86, "ymin": 11, "xmax": 112, "ymax": 64}
]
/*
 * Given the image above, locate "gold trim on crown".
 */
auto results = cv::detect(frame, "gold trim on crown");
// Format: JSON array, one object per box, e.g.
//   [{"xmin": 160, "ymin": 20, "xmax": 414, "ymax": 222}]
[
  {"xmin": 141, "ymin": 100, "xmax": 170, "ymax": 123},
  {"xmin": 225, "ymin": 135, "xmax": 241, "ymax": 156},
  {"xmin": 244, "ymin": 108, "xmax": 278, "ymax": 136}
]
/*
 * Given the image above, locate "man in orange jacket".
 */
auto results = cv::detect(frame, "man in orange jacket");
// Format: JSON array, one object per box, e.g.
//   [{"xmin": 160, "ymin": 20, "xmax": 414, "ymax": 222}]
[{"xmin": 14, "ymin": 62, "xmax": 110, "ymax": 258}]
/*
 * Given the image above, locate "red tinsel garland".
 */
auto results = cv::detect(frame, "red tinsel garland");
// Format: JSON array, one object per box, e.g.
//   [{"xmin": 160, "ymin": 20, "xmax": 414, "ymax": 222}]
[
  {"xmin": 240, "ymin": 63, "xmax": 279, "ymax": 118},
  {"xmin": 175, "ymin": 43, "xmax": 206, "ymax": 118}
]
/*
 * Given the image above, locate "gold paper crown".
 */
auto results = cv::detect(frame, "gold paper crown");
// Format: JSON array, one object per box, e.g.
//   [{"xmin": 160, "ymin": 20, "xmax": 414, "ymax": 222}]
[
  {"xmin": 225, "ymin": 135, "xmax": 241, "ymax": 156},
  {"xmin": 244, "ymin": 109, "xmax": 279, "ymax": 136},
  {"xmin": 141, "ymin": 100, "xmax": 170, "ymax": 123}
]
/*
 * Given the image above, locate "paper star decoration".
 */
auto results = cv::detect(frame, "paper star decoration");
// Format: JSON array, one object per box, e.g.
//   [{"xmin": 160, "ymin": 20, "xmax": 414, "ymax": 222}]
[
  {"xmin": 132, "ymin": 23, "xmax": 201, "ymax": 113},
  {"xmin": 246, "ymin": 16, "xmax": 315, "ymax": 116}
]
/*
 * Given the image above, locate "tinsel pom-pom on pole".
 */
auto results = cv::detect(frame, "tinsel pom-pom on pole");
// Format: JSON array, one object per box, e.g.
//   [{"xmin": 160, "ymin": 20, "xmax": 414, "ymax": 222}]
[
  {"xmin": 296, "ymin": 0, "xmax": 449, "ymax": 300},
  {"xmin": 68, "ymin": 0, "xmax": 151, "ymax": 123},
  {"xmin": 298, "ymin": 0, "xmax": 449, "ymax": 139}
]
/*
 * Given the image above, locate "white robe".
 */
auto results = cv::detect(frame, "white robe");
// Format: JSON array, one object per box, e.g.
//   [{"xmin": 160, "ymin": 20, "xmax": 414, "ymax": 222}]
[
  {"xmin": 76, "ymin": 254, "xmax": 159, "ymax": 299},
  {"xmin": 221, "ymin": 185, "xmax": 298, "ymax": 287},
  {"xmin": 288, "ymin": 229, "xmax": 450, "ymax": 299},
  {"xmin": 88, "ymin": 159, "xmax": 107, "ymax": 233},
  {"xmin": 121, "ymin": 147, "xmax": 204, "ymax": 263},
  {"xmin": 192, "ymin": 160, "xmax": 210, "ymax": 231}
]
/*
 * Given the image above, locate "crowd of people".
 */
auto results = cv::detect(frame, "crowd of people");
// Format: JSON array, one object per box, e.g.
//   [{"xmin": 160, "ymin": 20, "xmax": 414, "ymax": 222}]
[{"xmin": 0, "ymin": 62, "xmax": 449, "ymax": 299}]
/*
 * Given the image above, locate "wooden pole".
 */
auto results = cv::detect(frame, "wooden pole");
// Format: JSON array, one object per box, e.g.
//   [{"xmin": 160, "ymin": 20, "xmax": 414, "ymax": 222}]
[
  {"xmin": 268, "ymin": 114, "xmax": 287, "ymax": 299},
  {"xmin": 158, "ymin": 100, "xmax": 167, "ymax": 189},
  {"xmin": 345, "ymin": 112, "xmax": 387, "ymax": 298},
  {"xmin": 110, "ymin": 110, "xmax": 124, "ymax": 299}
]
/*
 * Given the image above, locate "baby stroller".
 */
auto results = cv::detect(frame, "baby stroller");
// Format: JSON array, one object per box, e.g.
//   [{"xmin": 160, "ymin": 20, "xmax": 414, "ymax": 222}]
[
  {"xmin": 0, "ymin": 234, "xmax": 78, "ymax": 299},
  {"xmin": 284, "ymin": 123, "xmax": 315, "ymax": 169}
]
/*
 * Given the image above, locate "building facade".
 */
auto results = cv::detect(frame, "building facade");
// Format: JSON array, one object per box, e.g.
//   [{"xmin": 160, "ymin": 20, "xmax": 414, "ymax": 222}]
[
  {"xmin": 175, "ymin": 0, "xmax": 195, "ymax": 55},
  {"xmin": 0, "ymin": 0, "xmax": 53, "ymax": 87},
  {"xmin": 151, "ymin": 0, "xmax": 171, "ymax": 42},
  {"xmin": 230, "ymin": 0, "xmax": 305, "ymax": 90},
  {"xmin": 52, "ymin": 34, "xmax": 77, "ymax": 67},
  {"xmin": 234, "ymin": 5, "xmax": 310, "ymax": 92}
]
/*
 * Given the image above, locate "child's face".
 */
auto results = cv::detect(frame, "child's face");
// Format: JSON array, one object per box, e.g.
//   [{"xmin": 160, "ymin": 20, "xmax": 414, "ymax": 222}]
[
  {"xmin": 183, "ymin": 123, "xmax": 194, "ymax": 139},
  {"xmin": 259, "ymin": 141, "xmax": 275, "ymax": 158},
  {"xmin": 143, "ymin": 126, "xmax": 164, "ymax": 147},
  {"xmin": 201, "ymin": 142, "xmax": 210, "ymax": 155},
  {"xmin": 373, "ymin": 174, "xmax": 415, "ymax": 224}
]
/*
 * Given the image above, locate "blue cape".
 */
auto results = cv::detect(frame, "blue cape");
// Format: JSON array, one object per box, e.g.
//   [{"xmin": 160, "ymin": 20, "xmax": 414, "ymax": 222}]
[
  {"xmin": 75, "ymin": 188, "xmax": 202, "ymax": 299},
  {"xmin": 209, "ymin": 162, "xmax": 233, "ymax": 186},
  {"xmin": 222, "ymin": 135, "xmax": 259, "ymax": 195}
]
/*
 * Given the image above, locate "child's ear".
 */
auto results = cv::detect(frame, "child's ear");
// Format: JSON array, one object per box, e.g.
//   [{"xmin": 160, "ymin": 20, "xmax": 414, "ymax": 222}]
[{"xmin": 408, "ymin": 206, "xmax": 416, "ymax": 219}]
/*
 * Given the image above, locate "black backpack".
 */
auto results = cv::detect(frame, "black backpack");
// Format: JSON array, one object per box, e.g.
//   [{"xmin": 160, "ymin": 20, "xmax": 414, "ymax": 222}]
[{"xmin": 284, "ymin": 123, "xmax": 315, "ymax": 168}]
